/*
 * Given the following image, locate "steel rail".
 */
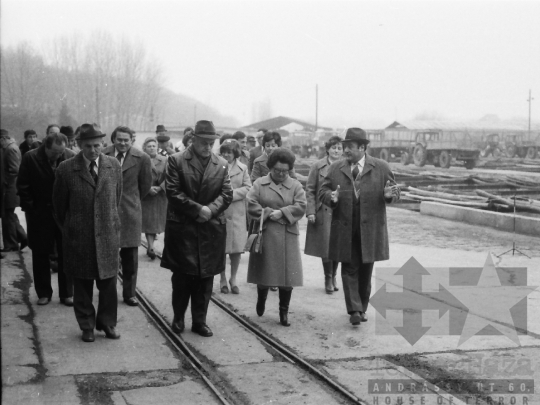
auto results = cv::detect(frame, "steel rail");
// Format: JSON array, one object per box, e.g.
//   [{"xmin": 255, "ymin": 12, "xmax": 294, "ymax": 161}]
[
  {"xmin": 140, "ymin": 241, "xmax": 367, "ymax": 405},
  {"xmin": 117, "ymin": 270, "xmax": 232, "ymax": 405}
]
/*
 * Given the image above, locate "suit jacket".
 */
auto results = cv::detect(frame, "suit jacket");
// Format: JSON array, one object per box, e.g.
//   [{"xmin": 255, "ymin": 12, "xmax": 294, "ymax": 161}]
[
  {"xmin": 2, "ymin": 141, "xmax": 21, "ymax": 209},
  {"xmin": 104, "ymin": 145, "xmax": 152, "ymax": 247},
  {"xmin": 319, "ymin": 154, "xmax": 399, "ymax": 263},
  {"xmin": 248, "ymin": 145, "xmax": 263, "ymax": 173},
  {"xmin": 17, "ymin": 144, "xmax": 76, "ymax": 251},
  {"xmin": 53, "ymin": 153, "xmax": 123, "ymax": 279},
  {"xmin": 160, "ymin": 148, "xmax": 233, "ymax": 277}
]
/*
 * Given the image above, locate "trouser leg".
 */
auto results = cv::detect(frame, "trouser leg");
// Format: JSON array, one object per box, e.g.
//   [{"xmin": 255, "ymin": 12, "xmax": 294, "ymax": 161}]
[
  {"xmin": 357, "ymin": 262, "xmax": 374, "ymax": 313},
  {"xmin": 171, "ymin": 272, "xmax": 191, "ymax": 321},
  {"xmin": 191, "ymin": 276, "xmax": 214, "ymax": 325},
  {"xmin": 322, "ymin": 259, "xmax": 334, "ymax": 293},
  {"xmin": 2, "ymin": 208, "xmax": 20, "ymax": 249},
  {"xmin": 73, "ymin": 278, "xmax": 96, "ymax": 330},
  {"xmin": 32, "ymin": 249, "xmax": 53, "ymax": 299},
  {"xmin": 95, "ymin": 277, "xmax": 118, "ymax": 328},
  {"xmin": 332, "ymin": 261, "xmax": 340, "ymax": 291},
  {"xmin": 341, "ymin": 230, "xmax": 363, "ymax": 314},
  {"xmin": 120, "ymin": 247, "xmax": 138, "ymax": 299},
  {"xmin": 55, "ymin": 226, "xmax": 73, "ymax": 299}
]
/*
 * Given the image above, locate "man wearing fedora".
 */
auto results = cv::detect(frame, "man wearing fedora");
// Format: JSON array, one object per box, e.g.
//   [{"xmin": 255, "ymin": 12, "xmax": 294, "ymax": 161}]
[
  {"xmin": 104, "ymin": 126, "xmax": 152, "ymax": 307},
  {"xmin": 156, "ymin": 125, "xmax": 174, "ymax": 156},
  {"xmin": 319, "ymin": 127, "xmax": 400, "ymax": 326},
  {"xmin": 161, "ymin": 120, "xmax": 232, "ymax": 337},
  {"xmin": 18, "ymin": 131, "xmax": 75, "ymax": 306},
  {"xmin": 53, "ymin": 123, "xmax": 123, "ymax": 342}
]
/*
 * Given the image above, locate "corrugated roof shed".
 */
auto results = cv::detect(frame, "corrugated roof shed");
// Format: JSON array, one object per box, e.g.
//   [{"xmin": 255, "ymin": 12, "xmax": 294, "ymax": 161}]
[{"xmin": 241, "ymin": 116, "xmax": 332, "ymax": 132}]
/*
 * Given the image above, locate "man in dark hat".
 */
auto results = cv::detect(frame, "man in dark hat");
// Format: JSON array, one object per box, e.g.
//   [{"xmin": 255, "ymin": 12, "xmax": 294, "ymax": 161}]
[
  {"xmin": 0, "ymin": 129, "xmax": 28, "ymax": 252},
  {"xmin": 19, "ymin": 130, "xmax": 40, "ymax": 157},
  {"xmin": 155, "ymin": 124, "xmax": 174, "ymax": 156},
  {"xmin": 18, "ymin": 132, "xmax": 75, "ymax": 306},
  {"xmin": 319, "ymin": 127, "xmax": 400, "ymax": 327},
  {"xmin": 53, "ymin": 123, "xmax": 123, "ymax": 342},
  {"xmin": 104, "ymin": 126, "xmax": 152, "ymax": 307},
  {"xmin": 161, "ymin": 120, "xmax": 233, "ymax": 337}
]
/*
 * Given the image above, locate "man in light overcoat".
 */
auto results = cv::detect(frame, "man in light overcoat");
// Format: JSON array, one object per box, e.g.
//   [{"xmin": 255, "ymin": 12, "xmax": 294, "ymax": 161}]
[
  {"xmin": 161, "ymin": 120, "xmax": 233, "ymax": 338},
  {"xmin": 104, "ymin": 126, "xmax": 152, "ymax": 306},
  {"xmin": 319, "ymin": 128, "xmax": 400, "ymax": 326},
  {"xmin": 17, "ymin": 132, "xmax": 75, "ymax": 306},
  {"xmin": 53, "ymin": 123, "xmax": 123, "ymax": 342}
]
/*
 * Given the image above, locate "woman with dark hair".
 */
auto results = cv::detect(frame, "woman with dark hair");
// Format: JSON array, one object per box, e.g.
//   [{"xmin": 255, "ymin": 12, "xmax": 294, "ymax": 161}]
[
  {"xmin": 141, "ymin": 137, "xmax": 167, "ymax": 259},
  {"xmin": 218, "ymin": 139, "xmax": 251, "ymax": 294},
  {"xmin": 246, "ymin": 148, "xmax": 306, "ymax": 326},
  {"xmin": 305, "ymin": 135, "xmax": 343, "ymax": 294},
  {"xmin": 251, "ymin": 132, "xmax": 296, "ymax": 183}
]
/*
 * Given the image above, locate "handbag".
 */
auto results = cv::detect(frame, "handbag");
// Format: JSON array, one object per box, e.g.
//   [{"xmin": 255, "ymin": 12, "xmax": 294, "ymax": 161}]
[{"xmin": 244, "ymin": 213, "xmax": 264, "ymax": 254}]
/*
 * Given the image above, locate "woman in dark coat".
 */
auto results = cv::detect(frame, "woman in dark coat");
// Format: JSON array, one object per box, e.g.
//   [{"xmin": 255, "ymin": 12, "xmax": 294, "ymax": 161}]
[
  {"xmin": 219, "ymin": 140, "xmax": 251, "ymax": 294},
  {"xmin": 141, "ymin": 137, "xmax": 167, "ymax": 259},
  {"xmin": 251, "ymin": 132, "xmax": 297, "ymax": 183},
  {"xmin": 247, "ymin": 148, "xmax": 306, "ymax": 326},
  {"xmin": 305, "ymin": 136, "xmax": 343, "ymax": 294}
]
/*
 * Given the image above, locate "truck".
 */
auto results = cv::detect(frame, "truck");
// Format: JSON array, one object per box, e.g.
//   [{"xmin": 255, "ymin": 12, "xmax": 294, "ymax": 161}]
[{"xmin": 503, "ymin": 132, "xmax": 539, "ymax": 159}]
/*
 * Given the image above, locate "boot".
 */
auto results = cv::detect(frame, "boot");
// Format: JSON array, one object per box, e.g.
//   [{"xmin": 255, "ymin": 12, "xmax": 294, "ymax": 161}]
[
  {"xmin": 278, "ymin": 288, "xmax": 292, "ymax": 327},
  {"xmin": 256, "ymin": 287, "xmax": 269, "ymax": 316},
  {"xmin": 323, "ymin": 261, "xmax": 334, "ymax": 294},
  {"xmin": 332, "ymin": 261, "xmax": 339, "ymax": 292}
]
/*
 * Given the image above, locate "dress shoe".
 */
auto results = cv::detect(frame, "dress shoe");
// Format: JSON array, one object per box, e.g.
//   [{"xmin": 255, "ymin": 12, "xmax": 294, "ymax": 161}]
[
  {"xmin": 60, "ymin": 297, "xmax": 74, "ymax": 307},
  {"xmin": 360, "ymin": 312, "xmax": 368, "ymax": 322},
  {"xmin": 19, "ymin": 239, "xmax": 28, "ymax": 251},
  {"xmin": 191, "ymin": 323, "xmax": 213, "ymax": 337},
  {"xmin": 82, "ymin": 329, "xmax": 95, "ymax": 342},
  {"xmin": 124, "ymin": 297, "xmax": 139, "ymax": 306},
  {"xmin": 350, "ymin": 311, "xmax": 362, "ymax": 326},
  {"xmin": 147, "ymin": 248, "xmax": 156, "ymax": 260},
  {"xmin": 172, "ymin": 318, "xmax": 185, "ymax": 334},
  {"xmin": 37, "ymin": 297, "xmax": 51, "ymax": 306},
  {"xmin": 220, "ymin": 285, "xmax": 229, "ymax": 294},
  {"xmin": 96, "ymin": 325, "xmax": 121, "ymax": 339},
  {"xmin": 230, "ymin": 285, "xmax": 240, "ymax": 294}
]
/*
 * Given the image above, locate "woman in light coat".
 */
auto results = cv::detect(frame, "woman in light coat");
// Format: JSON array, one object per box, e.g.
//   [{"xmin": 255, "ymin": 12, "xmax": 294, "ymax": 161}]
[
  {"xmin": 247, "ymin": 148, "xmax": 306, "ymax": 326},
  {"xmin": 219, "ymin": 140, "xmax": 251, "ymax": 294},
  {"xmin": 141, "ymin": 137, "xmax": 168, "ymax": 259},
  {"xmin": 305, "ymin": 135, "xmax": 343, "ymax": 294}
]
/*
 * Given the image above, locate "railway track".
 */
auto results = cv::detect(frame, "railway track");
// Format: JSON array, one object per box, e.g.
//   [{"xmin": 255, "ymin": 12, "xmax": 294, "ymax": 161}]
[{"xmin": 118, "ymin": 242, "xmax": 370, "ymax": 405}]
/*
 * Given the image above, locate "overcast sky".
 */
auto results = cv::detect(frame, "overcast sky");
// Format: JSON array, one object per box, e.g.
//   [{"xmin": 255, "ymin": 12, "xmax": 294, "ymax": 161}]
[{"xmin": 2, "ymin": 0, "xmax": 539, "ymax": 128}]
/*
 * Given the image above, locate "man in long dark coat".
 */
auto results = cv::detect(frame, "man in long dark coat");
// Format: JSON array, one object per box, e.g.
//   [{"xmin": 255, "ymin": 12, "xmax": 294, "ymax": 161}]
[
  {"xmin": 17, "ymin": 133, "xmax": 75, "ymax": 306},
  {"xmin": 104, "ymin": 126, "xmax": 152, "ymax": 306},
  {"xmin": 319, "ymin": 128, "xmax": 400, "ymax": 326},
  {"xmin": 53, "ymin": 124, "xmax": 123, "ymax": 342},
  {"xmin": 161, "ymin": 120, "xmax": 233, "ymax": 337},
  {"xmin": 0, "ymin": 129, "xmax": 27, "ymax": 252}
]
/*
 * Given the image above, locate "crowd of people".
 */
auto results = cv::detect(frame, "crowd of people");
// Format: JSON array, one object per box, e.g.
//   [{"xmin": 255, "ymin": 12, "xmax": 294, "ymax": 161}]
[{"xmin": 0, "ymin": 120, "xmax": 400, "ymax": 343}]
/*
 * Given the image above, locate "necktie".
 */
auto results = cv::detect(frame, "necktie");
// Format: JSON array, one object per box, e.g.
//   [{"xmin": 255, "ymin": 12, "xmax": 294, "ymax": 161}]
[
  {"xmin": 116, "ymin": 152, "xmax": 124, "ymax": 165},
  {"xmin": 89, "ymin": 160, "xmax": 98, "ymax": 183},
  {"xmin": 352, "ymin": 164, "xmax": 360, "ymax": 179}
]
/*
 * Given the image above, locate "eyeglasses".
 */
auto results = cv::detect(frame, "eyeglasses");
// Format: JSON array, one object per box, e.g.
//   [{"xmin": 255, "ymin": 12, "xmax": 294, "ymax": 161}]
[{"xmin": 272, "ymin": 168, "xmax": 289, "ymax": 175}]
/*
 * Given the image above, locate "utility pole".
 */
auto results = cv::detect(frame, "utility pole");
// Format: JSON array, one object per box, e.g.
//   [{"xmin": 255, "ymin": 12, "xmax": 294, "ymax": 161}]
[
  {"xmin": 315, "ymin": 84, "xmax": 318, "ymax": 131},
  {"xmin": 527, "ymin": 89, "xmax": 534, "ymax": 136},
  {"xmin": 95, "ymin": 85, "xmax": 100, "ymax": 127}
]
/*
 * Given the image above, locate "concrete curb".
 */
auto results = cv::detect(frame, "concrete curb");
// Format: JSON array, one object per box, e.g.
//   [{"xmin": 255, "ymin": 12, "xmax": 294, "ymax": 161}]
[{"xmin": 420, "ymin": 201, "xmax": 540, "ymax": 236}]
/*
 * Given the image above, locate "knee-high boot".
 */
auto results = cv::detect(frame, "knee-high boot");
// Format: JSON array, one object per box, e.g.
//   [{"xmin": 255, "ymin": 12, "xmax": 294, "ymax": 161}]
[
  {"xmin": 332, "ymin": 261, "xmax": 340, "ymax": 291},
  {"xmin": 322, "ymin": 260, "xmax": 334, "ymax": 294},
  {"xmin": 256, "ymin": 286, "xmax": 269, "ymax": 316},
  {"xmin": 278, "ymin": 288, "xmax": 292, "ymax": 327}
]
